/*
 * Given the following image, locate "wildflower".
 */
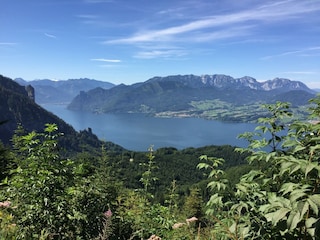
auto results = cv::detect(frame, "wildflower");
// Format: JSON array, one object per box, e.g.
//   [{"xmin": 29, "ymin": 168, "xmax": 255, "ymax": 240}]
[
  {"xmin": 104, "ymin": 209, "xmax": 112, "ymax": 218},
  {"xmin": 148, "ymin": 234, "xmax": 161, "ymax": 240},
  {"xmin": 186, "ymin": 216, "xmax": 198, "ymax": 225},
  {"xmin": 0, "ymin": 201, "xmax": 11, "ymax": 208},
  {"xmin": 172, "ymin": 222, "xmax": 185, "ymax": 229}
]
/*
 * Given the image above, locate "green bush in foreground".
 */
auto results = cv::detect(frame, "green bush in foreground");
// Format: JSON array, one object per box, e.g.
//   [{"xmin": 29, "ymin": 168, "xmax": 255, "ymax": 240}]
[
  {"xmin": 198, "ymin": 100, "xmax": 320, "ymax": 239},
  {"xmin": 1, "ymin": 124, "xmax": 117, "ymax": 239}
]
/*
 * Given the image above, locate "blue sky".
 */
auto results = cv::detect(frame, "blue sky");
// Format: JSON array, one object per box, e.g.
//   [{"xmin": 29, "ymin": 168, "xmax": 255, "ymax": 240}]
[{"xmin": 1, "ymin": 0, "xmax": 320, "ymax": 88}]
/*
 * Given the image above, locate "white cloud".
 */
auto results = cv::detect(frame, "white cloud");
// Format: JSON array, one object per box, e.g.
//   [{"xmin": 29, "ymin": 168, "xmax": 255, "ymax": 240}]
[
  {"xmin": 44, "ymin": 33, "xmax": 57, "ymax": 39},
  {"xmin": 134, "ymin": 49, "xmax": 187, "ymax": 59},
  {"xmin": 90, "ymin": 58, "xmax": 121, "ymax": 63}
]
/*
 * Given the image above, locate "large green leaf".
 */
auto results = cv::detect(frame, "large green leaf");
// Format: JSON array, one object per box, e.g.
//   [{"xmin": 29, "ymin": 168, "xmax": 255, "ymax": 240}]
[
  {"xmin": 272, "ymin": 208, "xmax": 290, "ymax": 226},
  {"xmin": 307, "ymin": 198, "xmax": 319, "ymax": 215},
  {"xmin": 309, "ymin": 194, "xmax": 320, "ymax": 206},
  {"xmin": 287, "ymin": 210, "xmax": 301, "ymax": 230}
]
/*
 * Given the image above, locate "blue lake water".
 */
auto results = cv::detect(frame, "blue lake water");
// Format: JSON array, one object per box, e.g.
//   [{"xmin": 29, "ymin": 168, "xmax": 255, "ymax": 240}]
[{"xmin": 42, "ymin": 104, "xmax": 257, "ymax": 151}]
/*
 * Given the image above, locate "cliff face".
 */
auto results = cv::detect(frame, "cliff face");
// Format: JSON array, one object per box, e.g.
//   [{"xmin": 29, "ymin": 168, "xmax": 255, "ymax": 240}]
[
  {"xmin": 0, "ymin": 75, "xmax": 76, "ymax": 144},
  {"xmin": 25, "ymin": 85, "xmax": 35, "ymax": 102},
  {"xmin": 0, "ymin": 74, "xmax": 125, "ymax": 153}
]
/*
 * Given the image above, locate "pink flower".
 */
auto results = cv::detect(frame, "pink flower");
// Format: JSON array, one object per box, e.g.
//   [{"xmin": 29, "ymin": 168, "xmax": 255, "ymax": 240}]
[
  {"xmin": 148, "ymin": 235, "xmax": 161, "ymax": 240},
  {"xmin": 104, "ymin": 209, "xmax": 112, "ymax": 218},
  {"xmin": 172, "ymin": 222, "xmax": 185, "ymax": 229},
  {"xmin": 186, "ymin": 216, "xmax": 198, "ymax": 224},
  {"xmin": 0, "ymin": 201, "xmax": 11, "ymax": 208}
]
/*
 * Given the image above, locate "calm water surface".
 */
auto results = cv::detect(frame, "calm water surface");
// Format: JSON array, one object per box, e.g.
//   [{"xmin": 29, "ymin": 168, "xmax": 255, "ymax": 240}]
[{"xmin": 42, "ymin": 104, "xmax": 257, "ymax": 151}]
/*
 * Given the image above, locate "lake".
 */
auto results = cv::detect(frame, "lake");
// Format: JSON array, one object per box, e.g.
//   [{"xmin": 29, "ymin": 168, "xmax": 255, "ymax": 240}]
[{"xmin": 41, "ymin": 104, "xmax": 257, "ymax": 151}]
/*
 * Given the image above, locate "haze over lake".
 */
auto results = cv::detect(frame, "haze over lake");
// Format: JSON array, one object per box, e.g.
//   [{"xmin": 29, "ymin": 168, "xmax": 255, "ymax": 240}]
[{"xmin": 42, "ymin": 104, "xmax": 257, "ymax": 151}]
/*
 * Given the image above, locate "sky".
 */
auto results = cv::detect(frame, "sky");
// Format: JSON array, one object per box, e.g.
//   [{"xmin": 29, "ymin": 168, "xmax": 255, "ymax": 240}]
[{"xmin": 1, "ymin": 0, "xmax": 320, "ymax": 88}]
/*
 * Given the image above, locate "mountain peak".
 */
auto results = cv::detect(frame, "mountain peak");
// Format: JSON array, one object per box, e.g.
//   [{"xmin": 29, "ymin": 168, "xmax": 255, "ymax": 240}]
[{"xmin": 261, "ymin": 78, "xmax": 311, "ymax": 91}]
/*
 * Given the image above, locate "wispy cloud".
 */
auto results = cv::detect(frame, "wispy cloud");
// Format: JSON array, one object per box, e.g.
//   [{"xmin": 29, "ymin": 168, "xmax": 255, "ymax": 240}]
[
  {"xmin": 84, "ymin": 0, "xmax": 113, "ymax": 3},
  {"xmin": 44, "ymin": 33, "xmax": 57, "ymax": 39},
  {"xmin": 262, "ymin": 46, "xmax": 320, "ymax": 60},
  {"xmin": 0, "ymin": 42, "xmax": 17, "ymax": 45},
  {"xmin": 134, "ymin": 49, "xmax": 187, "ymax": 59},
  {"xmin": 77, "ymin": 14, "xmax": 99, "ymax": 20},
  {"xmin": 105, "ymin": 0, "xmax": 320, "ymax": 45},
  {"xmin": 90, "ymin": 58, "xmax": 121, "ymax": 63},
  {"xmin": 98, "ymin": 64, "xmax": 121, "ymax": 68},
  {"xmin": 280, "ymin": 71, "xmax": 318, "ymax": 75}
]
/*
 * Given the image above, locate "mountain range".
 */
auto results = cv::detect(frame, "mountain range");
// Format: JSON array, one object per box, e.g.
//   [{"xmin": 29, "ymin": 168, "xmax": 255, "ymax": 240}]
[
  {"xmin": 67, "ymin": 74, "xmax": 316, "ymax": 117},
  {"xmin": 15, "ymin": 78, "xmax": 114, "ymax": 104}
]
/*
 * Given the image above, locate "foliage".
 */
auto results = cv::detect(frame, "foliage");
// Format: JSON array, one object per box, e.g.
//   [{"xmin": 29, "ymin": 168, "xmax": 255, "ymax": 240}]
[
  {"xmin": 0, "ymin": 141, "xmax": 14, "ymax": 182},
  {"xmin": 139, "ymin": 145, "xmax": 159, "ymax": 196},
  {"xmin": 0, "ymin": 201, "xmax": 17, "ymax": 240},
  {"xmin": 115, "ymin": 147, "xmax": 177, "ymax": 239},
  {"xmin": 0, "ymin": 121, "xmax": 251, "ymax": 239},
  {"xmin": 1, "ymin": 124, "xmax": 117, "ymax": 239},
  {"xmin": 198, "ymin": 99, "xmax": 320, "ymax": 239}
]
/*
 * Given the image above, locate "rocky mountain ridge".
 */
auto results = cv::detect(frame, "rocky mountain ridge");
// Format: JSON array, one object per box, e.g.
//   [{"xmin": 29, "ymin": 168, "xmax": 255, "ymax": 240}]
[
  {"xmin": 68, "ymin": 74, "xmax": 315, "ymax": 120},
  {"xmin": 148, "ymin": 74, "xmax": 312, "ymax": 92}
]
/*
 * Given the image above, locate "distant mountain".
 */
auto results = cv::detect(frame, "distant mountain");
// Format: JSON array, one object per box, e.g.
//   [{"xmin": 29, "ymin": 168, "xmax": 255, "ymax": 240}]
[
  {"xmin": 15, "ymin": 78, "xmax": 115, "ymax": 104},
  {"xmin": 68, "ymin": 74, "xmax": 315, "ymax": 118},
  {"xmin": 0, "ymin": 75, "xmax": 124, "ymax": 152}
]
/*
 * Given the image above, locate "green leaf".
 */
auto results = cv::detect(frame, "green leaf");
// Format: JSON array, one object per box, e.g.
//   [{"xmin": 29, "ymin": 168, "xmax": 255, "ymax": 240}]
[
  {"xmin": 207, "ymin": 181, "xmax": 227, "ymax": 191},
  {"xmin": 280, "ymin": 182, "xmax": 297, "ymax": 196},
  {"xmin": 307, "ymin": 198, "xmax": 319, "ymax": 215},
  {"xmin": 197, "ymin": 162, "xmax": 210, "ymax": 170},
  {"xmin": 298, "ymin": 201, "xmax": 309, "ymax": 219},
  {"xmin": 309, "ymin": 194, "xmax": 320, "ymax": 206},
  {"xmin": 289, "ymin": 189, "xmax": 307, "ymax": 202},
  {"xmin": 207, "ymin": 193, "xmax": 223, "ymax": 208},
  {"xmin": 305, "ymin": 162, "xmax": 317, "ymax": 177},
  {"xmin": 229, "ymin": 222, "xmax": 237, "ymax": 234},
  {"xmin": 287, "ymin": 211, "xmax": 301, "ymax": 230},
  {"xmin": 264, "ymin": 212, "xmax": 274, "ymax": 222},
  {"xmin": 199, "ymin": 155, "xmax": 208, "ymax": 161},
  {"xmin": 272, "ymin": 208, "xmax": 290, "ymax": 225},
  {"xmin": 292, "ymin": 145, "xmax": 306, "ymax": 153},
  {"xmin": 305, "ymin": 217, "xmax": 318, "ymax": 229},
  {"xmin": 306, "ymin": 217, "xmax": 318, "ymax": 237}
]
